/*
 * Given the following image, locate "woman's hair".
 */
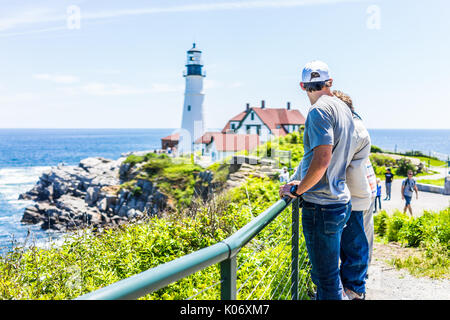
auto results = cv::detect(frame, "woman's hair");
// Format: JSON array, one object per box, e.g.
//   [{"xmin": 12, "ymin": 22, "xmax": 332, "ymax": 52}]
[{"xmin": 332, "ymin": 90, "xmax": 354, "ymax": 111}]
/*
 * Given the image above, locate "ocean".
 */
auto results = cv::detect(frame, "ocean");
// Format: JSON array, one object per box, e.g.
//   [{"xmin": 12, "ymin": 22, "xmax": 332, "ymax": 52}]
[
  {"xmin": 0, "ymin": 128, "xmax": 173, "ymax": 255},
  {"xmin": 0, "ymin": 128, "xmax": 449, "ymax": 255}
]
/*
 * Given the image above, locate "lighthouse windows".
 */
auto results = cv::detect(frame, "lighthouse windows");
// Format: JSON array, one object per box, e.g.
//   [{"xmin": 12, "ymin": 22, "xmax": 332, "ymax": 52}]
[{"xmin": 187, "ymin": 105, "xmax": 191, "ymax": 111}]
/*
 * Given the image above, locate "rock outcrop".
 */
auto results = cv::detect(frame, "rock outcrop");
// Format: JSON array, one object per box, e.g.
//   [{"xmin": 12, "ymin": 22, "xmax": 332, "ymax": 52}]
[
  {"xmin": 20, "ymin": 157, "xmax": 167, "ymax": 231},
  {"xmin": 20, "ymin": 154, "xmax": 279, "ymax": 232}
]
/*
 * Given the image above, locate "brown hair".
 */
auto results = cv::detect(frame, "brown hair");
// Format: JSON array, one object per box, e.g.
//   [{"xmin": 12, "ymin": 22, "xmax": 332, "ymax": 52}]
[{"xmin": 332, "ymin": 90, "xmax": 354, "ymax": 111}]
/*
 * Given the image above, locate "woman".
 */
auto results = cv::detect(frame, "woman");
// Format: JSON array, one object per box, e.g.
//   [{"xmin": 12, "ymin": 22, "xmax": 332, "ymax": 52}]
[{"xmin": 333, "ymin": 90, "xmax": 374, "ymax": 299}]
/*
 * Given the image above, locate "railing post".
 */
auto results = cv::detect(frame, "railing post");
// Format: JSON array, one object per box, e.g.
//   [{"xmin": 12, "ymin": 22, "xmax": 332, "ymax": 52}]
[
  {"xmin": 220, "ymin": 255, "xmax": 237, "ymax": 300},
  {"xmin": 291, "ymin": 197, "xmax": 299, "ymax": 300}
]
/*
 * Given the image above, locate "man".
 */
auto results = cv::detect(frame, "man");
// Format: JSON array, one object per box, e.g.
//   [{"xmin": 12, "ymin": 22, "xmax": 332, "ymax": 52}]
[
  {"xmin": 401, "ymin": 170, "xmax": 419, "ymax": 216},
  {"xmin": 279, "ymin": 61, "xmax": 356, "ymax": 300},
  {"xmin": 384, "ymin": 168, "xmax": 394, "ymax": 200}
]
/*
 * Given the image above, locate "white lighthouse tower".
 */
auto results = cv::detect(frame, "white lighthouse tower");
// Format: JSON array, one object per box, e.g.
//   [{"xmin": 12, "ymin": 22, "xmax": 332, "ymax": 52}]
[{"xmin": 179, "ymin": 43, "xmax": 206, "ymax": 153}]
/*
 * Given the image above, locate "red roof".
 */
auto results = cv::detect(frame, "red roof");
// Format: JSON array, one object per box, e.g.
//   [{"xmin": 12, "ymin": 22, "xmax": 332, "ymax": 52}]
[
  {"xmin": 161, "ymin": 133, "xmax": 180, "ymax": 141},
  {"xmin": 222, "ymin": 107, "xmax": 305, "ymax": 135},
  {"xmin": 252, "ymin": 108, "xmax": 305, "ymax": 135},
  {"xmin": 195, "ymin": 132, "xmax": 259, "ymax": 152},
  {"xmin": 222, "ymin": 111, "xmax": 247, "ymax": 133}
]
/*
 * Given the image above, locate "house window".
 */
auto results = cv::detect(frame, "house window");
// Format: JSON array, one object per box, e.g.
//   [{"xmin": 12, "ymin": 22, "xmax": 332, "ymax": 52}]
[
  {"xmin": 246, "ymin": 125, "xmax": 251, "ymax": 134},
  {"xmin": 231, "ymin": 123, "xmax": 235, "ymax": 130},
  {"xmin": 187, "ymin": 105, "xmax": 191, "ymax": 111},
  {"xmin": 251, "ymin": 112, "xmax": 254, "ymax": 121},
  {"xmin": 257, "ymin": 125, "xmax": 261, "ymax": 135}
]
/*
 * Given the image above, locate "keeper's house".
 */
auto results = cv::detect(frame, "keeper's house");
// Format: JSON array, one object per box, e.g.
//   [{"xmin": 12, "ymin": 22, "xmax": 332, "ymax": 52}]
[
  {"xmin": 193, "ymin": 100, "xmax": 305, "ymax": 160},
  {"xmin": 195, "ymin": 132, "xmax": 259, "ymax": 162}
]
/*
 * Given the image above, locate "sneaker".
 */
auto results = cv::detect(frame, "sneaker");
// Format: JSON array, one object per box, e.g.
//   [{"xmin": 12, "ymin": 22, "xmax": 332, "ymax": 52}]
[{"xmin": 344, "ymin": 288, "xmax": 365, "ymax": 300}]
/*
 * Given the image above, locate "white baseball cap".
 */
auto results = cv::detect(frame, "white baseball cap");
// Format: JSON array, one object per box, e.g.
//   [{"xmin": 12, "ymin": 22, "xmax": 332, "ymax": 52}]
[{"xmin": 301, "ymin": 60, "xmax": 331, "ymax": 83}]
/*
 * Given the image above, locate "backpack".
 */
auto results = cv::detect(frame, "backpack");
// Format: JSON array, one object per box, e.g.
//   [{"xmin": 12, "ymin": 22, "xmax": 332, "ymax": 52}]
[{"xmin": 403, "ymin": 178, "xmax": 415, "ymax": 192}]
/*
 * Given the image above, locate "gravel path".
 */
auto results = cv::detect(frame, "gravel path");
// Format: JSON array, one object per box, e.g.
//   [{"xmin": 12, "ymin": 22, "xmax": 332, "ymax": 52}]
[{"xmin": 365, "ymin": 242, "xmax": 450, "ymax": 300}]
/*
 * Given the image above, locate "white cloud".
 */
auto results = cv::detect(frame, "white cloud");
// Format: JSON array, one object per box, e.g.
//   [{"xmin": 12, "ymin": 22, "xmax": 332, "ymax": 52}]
[
  {"xmin": 0, "ymin": 8, "xmax": 62, "ymax": 32},
  {"xmin": 150, "ymin": 83, "xmax": 184, "ymax": 93},
  {"xmin": 33, "ymin": 73, "xmax": 80, "ymax": 84},
  {"xmin": 0, "ymin": 0, "xmax": 369, "ymax": 35},
  {"xmin": 82, "ymin": 0, "xmax": 367, "ymax": 20},
  {"xmin": 75, "ymin": 82, "xmax": 182, "ymax": 96},
  {"xmin": 81, "ymin": 82, "xmax": 149, "ymax": 96}
]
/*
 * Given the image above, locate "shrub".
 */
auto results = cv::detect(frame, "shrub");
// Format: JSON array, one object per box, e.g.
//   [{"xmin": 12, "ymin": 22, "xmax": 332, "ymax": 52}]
[
  {"xmin": 396, "ymin": 158, "xmax": 416, "ymax": 177},
  {"xmin": 371, "ymin": 145, "xmax": 383, "ymax": 153},
  {"xmin": 373, "ymin": 210, "xmax": 389, "ymax": 237},
  {"xmin": 386, "ymin": 212, "xmax": 409, "ymax": 242},
  {"xmin": 373, "ymin": 209, "xmax": 449, "ymax": 278}
]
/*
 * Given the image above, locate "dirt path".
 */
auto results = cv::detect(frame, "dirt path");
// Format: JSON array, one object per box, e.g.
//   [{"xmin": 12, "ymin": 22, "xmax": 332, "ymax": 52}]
[{"xmin": 365, "ymin": 242, "xmax": 450, "ymax": 300}]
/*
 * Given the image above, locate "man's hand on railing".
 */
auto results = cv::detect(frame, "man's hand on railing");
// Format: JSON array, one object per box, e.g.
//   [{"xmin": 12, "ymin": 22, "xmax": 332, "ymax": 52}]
[{"xmin": 279, "ymin": 180, "xmax": 301, "ymax": 199}]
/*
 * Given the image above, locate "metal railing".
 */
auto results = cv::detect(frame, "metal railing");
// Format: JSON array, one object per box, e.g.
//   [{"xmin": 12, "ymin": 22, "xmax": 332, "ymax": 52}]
[{"xmin": 76, "ymin": 197, "xmax": 312, "ymax": 300}]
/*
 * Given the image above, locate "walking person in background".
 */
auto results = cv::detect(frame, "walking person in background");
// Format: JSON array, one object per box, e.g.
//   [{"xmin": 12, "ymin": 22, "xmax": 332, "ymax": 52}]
[
  {"xmin": 279, "ymin": 61, "xmax": 357, "ymax": 300},
  {"xmin": 402, "ymin": 170, "xmax": 419, "ymax": 216},
  {"xmin": 384, "ymin": 168, "xmax": 394, "ymax": 200},
  {"xmin": 279, "ymin": 167, "xmax": 290, "ymax": 183},
  {"xmin": 333, "ymin": 90, "xmax": 372, "ymax": 299},
  {"xmin": 373, "ymin": 178, "xmax": 382, "ymax": 213}
]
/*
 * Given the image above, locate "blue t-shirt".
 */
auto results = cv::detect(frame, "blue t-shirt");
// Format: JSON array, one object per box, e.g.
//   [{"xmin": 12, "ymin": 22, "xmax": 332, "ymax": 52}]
[
  {"xmin": 402, "ymin": 178, "xmax": 416, "ymax": 197},
  {"xmin": 376, "ymin": 184, "xmax": 382, "ymax": 197},
  {"xmin": 298, "ymin": 95, "xmax": 356, "ymax": 205}
]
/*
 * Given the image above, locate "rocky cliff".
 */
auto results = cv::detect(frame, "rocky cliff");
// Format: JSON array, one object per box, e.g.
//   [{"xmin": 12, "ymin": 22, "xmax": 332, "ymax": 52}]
[
  {"xmin": 20, "ymin": 157, "xmax": 168, "ymax": 231},
  {"xmin": 20, "ymin": 154, "xmax": 278, "ymax": 232}
]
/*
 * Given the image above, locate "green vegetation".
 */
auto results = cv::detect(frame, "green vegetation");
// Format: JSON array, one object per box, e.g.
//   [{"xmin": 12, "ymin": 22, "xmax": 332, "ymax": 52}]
[
  {"xmin": 413, "ymin": 156, "xmax": 446, "ymax": 167},
  {"xmin": 121, "ymin": 153, "xmax": 204, "ymax": 208},
  {"xmin": 370, "ymin": 153, "xmax": 437, "ymax": 179},
  {"xmin": 373, "ymin": 209, "xmax": 450, "ymax": 279},
  {"xmin": 416, "ymin": 178, "xmax": 445, "ymax": 187},
  {"xmin": 0, "ymin": 176, "xmax": 312, "ymax": 300},
  {"xmin": 253, "ymin": 131, "xmax": 304, "ymax": 170},
  {"xmin": 370, "ymin": 145, "xmax": 383, "ymax": 154}
]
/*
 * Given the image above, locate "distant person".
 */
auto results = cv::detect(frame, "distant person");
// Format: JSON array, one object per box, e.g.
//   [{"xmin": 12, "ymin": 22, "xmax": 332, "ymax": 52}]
[
  {"xmin": 402, "ymin": 170, "xmax": 419, "ymax": 216},
  {"xmin": 373, "ymin": 178, "xmax": 382, "ymax": 213},
  {"xmin": 334, "ymin": 90, "xmax": 372, "ymax": 299},
  {"xmin": 279, "ymin": 167, "xmax": 290, "ymax": 183},
  {"xmin": 384, "ymin": 168, "xmax": 394, "ymax": 200},
  {"xmin": 279, "ymin": 61, "xmax": 356, "ymax": 300}
]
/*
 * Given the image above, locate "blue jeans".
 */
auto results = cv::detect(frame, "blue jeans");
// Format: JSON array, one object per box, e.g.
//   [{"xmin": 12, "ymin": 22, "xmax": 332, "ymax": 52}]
[
  {"xmin": 385, "ymin": 182, "xmax": 392, "ymax": 199},
  {"xmin": 340, "ymin": 210, "xmax": 369, "ymax": 294},
  {"xmin": 374, "ymin": 196, "xmax": 381, "ymax": 212},
  {"xmin": 301, "ymin": 200, "xmax": 352, "ymax": 300}
]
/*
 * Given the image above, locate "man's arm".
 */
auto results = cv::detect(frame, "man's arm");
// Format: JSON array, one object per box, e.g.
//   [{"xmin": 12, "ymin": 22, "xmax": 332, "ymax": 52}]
[
  {"xmin": 401, "ymin": 183, "xmax": 405, "ymax": 200},
  {"xmin": 414, "ymin": 184, "xmax": 419, "ymax": 199},
  {"xmin": 280, "ymin": 145, "xmax": 332, "ymax": 198}
]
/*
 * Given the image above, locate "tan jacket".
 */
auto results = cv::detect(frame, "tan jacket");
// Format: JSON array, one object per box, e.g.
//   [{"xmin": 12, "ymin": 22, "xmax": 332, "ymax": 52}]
[{"xmin": 346, "ymin": 115, "xmax": 374, "ymax": 211}]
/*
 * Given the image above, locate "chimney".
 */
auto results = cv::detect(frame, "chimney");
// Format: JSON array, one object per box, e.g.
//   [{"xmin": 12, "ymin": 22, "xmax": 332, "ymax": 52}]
[
  {"xmin": 246, "ymin": 103, "xmax": 250, "ymax": 112},
  {"xmin": 261, "ymin": 100, "xmax": 265, "ymax": 109},
  {"xmin": 287, "ymin": 102, "xmax": 291, "ymax": 110}
]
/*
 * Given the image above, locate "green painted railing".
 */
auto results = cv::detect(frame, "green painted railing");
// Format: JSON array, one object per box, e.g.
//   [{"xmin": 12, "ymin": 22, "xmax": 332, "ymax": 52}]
[{"xmin": 76, "ymin": 196, "xmax": 311, "ymax": 300}]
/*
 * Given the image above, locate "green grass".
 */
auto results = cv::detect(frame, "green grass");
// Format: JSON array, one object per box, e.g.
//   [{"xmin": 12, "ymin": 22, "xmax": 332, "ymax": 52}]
[
  {"xmin": 0, "ymin": 176, "xmax": 313, "ymax": 300},
  {"xmin": 411, "ymin": 156, "xmax": 446, "ymax": 167},
  {"xmin": 373, "ymin": 209, "xmax": 450, "ymax": 279},
  {"xmin": 416, "ymin": 178, "xmax": 445, "ymax": 187}
]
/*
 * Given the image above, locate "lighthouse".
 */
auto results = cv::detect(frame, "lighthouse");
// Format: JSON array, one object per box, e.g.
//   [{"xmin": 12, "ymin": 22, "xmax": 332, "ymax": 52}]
[{"xmin": 179, "ymin": 43, "xmax": 206, "ymax": 153}]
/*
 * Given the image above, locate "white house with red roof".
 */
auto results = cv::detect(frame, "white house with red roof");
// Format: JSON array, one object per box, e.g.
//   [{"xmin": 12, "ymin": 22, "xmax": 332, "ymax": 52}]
[
  {"xmin": 195, "ymin": 132, "xmax": 260, "ymax": 161},
  {"xmin": 194, "ymin": 100, "xmax": 305, "ymax": 160},
  {"xmin": 222, "ymin": 100, "xmax": 305, "ymax": 142}
]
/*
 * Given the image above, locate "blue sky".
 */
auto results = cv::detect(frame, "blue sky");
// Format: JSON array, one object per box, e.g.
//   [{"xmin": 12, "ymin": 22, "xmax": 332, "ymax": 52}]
[{"xmin": 0, "ymin": 0, "xmax": 449, "ymax": 129}]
